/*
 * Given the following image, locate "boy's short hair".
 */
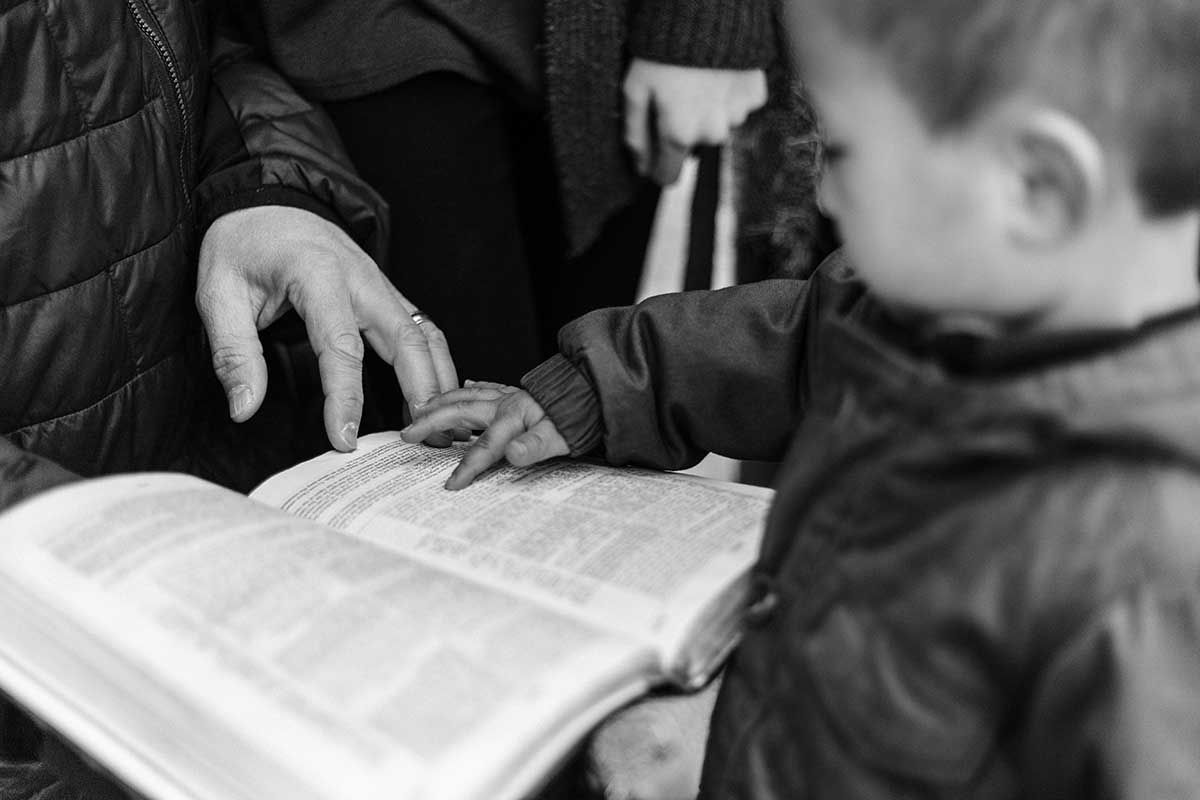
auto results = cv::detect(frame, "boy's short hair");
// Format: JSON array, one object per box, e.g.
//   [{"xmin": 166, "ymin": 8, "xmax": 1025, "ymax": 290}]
[{"xmin": 802, "ymin": 0, "xmax": 1200, "ymax": 217}]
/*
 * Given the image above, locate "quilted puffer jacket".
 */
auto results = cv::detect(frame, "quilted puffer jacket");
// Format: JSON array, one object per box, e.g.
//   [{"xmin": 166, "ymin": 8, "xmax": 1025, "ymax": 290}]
[
  {"xmin": 523, "ymin": 251, "xmax": 1200, "ymax": 799},
  {"xmin": 0, "ymin": 0, "xmax": 386, "ymax": 505}
]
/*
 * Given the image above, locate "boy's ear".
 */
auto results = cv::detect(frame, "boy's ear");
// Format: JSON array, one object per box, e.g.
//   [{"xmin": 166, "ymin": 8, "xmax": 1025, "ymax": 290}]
[{"xmin": 1003, "ymin": 109, "xmax": 1105, "ymax": 247}]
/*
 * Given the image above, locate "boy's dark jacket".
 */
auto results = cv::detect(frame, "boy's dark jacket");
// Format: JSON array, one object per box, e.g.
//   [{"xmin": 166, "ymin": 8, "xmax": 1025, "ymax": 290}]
[
  {"xmin": 0, "ymin": 0, "xmax": 386, "ymax": 508},
  {"xmin": 524, "ymin": 251, "xmax": 1200, "ymax": 799}
]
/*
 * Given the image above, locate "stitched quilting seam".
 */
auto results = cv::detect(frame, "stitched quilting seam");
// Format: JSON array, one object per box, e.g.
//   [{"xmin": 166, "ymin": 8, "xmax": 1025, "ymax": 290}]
[{"xmin": 33, "ymin": 0, "xmax": 93, "ymax": 130}]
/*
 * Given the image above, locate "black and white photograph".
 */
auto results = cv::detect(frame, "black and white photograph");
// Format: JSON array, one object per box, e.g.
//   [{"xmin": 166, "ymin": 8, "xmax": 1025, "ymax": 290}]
[{"xmin": 2, "ymin": 1, "xmax": 1199, "ymax": 799}]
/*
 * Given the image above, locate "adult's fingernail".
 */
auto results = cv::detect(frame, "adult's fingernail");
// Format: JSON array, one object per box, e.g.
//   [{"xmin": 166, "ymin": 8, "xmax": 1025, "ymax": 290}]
[
  {"xmin": 229, "ymin": 385, "xmax": 254, "ymax": 420},
  {"xmin": 341, "ymin": 421, "xmax": 359, "ymax": 450}
]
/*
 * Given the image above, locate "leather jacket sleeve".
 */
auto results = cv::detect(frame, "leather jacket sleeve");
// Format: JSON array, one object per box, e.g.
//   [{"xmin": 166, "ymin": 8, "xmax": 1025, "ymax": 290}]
[
  {"xmin": 522, "ymin": 257, "xmax": 867, "ymax": 470},
  {"xmin": 193, "ymin": 4, "xmax": 390, "ymax": 264}
]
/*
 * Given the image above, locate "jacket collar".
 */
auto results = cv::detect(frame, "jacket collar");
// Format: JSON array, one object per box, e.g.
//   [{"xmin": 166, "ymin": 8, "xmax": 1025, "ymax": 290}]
[{"xmin": 823, "ymin": 296, "xmax": 1200, "ymax": 466}]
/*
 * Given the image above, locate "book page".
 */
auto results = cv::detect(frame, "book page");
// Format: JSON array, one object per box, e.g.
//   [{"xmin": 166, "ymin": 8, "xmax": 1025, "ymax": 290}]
[
  {"xmin": 0, "ymin": 474, "xmax": 653, "ymax": 800},
  {"xmin": 253, "ymin": 433, "xmax": 773, "ymax": 660}
]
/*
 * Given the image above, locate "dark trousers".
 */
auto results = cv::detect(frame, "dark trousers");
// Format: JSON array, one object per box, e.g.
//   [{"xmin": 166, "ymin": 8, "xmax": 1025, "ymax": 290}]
[{"xmin": 322, "ymin": 72, "xmax": 659, "ymax": 428}]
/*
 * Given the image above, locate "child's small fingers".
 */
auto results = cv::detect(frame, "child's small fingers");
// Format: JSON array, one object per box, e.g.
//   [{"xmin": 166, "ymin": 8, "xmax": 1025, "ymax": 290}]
[
  {"xmin": 422, "ymin": 431, "xmax": 454, "ymax": 448},
  {"xmin": 417, "ymin": 386, "xmax": 510, "ymax": 414},
  {"xmin": 451, "ymin": 427, "xmax": 473, "ymax": 442},
  {"xmin": 401, "ymin": 399, "xmax": 497, "ymax": 442},
  {"xmin": 463, "ymin": 379, "xmax": 515, "ymax": 391},
  {"xmin": 445, "ymin": 433, "xmax": 509, "ymax": 489},
  {"xmin": 506, "ymin": 420, "xmax": 569, "ymax": 466},
  {"xmin": 399, "ymin": 416, "xmax": 455, "ymax": 447},
  {"xmin": 445, "ymin": 455, "xmax": 492, "ymax": 490},
  {"xmin": 444, "ymin": 404, "xmax": 533, "ymax": 489}
]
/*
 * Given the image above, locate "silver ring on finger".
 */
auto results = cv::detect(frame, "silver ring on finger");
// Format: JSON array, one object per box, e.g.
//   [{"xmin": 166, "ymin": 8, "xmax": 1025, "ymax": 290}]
[{"xmin": 410, "ymin": 310, "xmax": 433, "ymax": 326}]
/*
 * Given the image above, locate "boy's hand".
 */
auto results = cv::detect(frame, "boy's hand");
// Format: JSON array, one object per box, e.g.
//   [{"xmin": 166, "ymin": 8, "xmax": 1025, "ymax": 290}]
[
  {"xmin": 624, "ymin": 60, "xmax": 767, "ymax": 185},
  {"xmin": 400, "ymin": 382, "xmax": 569, "ymax": 489},
  {"xmin": 584, "ymin": 679, "xmax": 720, "ymax": 800}
]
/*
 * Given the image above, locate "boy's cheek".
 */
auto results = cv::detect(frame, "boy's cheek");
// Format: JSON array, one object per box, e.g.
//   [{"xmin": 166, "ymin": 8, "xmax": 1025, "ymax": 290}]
[{"xmin": 816, "ymin": 175, "xmax": 842, "ymax": 219}]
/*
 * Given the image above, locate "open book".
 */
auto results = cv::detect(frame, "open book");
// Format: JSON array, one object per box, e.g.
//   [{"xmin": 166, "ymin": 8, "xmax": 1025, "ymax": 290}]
[{"xmin": 0, "ymin": 433, "xmax": 772, "ymax": 800}]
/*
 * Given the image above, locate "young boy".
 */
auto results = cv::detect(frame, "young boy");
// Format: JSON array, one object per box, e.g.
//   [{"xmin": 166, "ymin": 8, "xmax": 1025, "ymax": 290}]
[{"xmin": 403, "ymin": 0, "xmax": 1200, "ymax": 797}]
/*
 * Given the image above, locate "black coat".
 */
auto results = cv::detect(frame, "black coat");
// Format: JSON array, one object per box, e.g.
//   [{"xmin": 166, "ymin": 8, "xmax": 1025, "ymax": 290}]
[{"xmin": 0, "ymin": 0, "xmax": 386, "ymax": 506}]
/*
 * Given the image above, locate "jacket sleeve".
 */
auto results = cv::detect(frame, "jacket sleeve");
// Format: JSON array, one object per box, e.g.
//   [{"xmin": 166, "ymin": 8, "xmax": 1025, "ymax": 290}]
[
  {"xmin": 1021, "ymin": 581, "xmax": 1200, "ymax": 800},
  {"xmin": 628, "ymin": 0, "xmax": 777, "ymax": 70},
  {"xmin": 0, "ymin": 439, "xmax": 78, "ymax": 513},
  {"xmin": 193, "ymin": 4, "xmax": 389, "ymax": 264},
  {"xmin": 522, "ymin": 257, "xmax": 865, "ymax": 470}
]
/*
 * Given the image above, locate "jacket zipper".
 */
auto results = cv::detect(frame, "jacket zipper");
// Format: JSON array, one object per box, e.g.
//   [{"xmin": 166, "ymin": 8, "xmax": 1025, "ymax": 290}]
[{"xmin": 125, "ymin": 0, "xmax": 192, "ymax": 207}]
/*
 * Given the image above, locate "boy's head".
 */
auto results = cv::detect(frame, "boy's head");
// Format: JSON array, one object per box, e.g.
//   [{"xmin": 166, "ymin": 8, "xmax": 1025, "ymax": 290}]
[{"xmin": 784, "ymin": 0, "xmax": 1200, "ymax": 330}]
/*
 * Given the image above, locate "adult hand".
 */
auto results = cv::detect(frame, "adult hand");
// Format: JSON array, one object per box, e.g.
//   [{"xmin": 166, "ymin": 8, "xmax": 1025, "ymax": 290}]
[
  {"xmin": 197, "ymin": 205, "xmax": 459, "ymax": 452},
  {"xmin": 623, "ymin": 60, "xmax": 767, "ymax": 186},
  {"xmin": 400, "ymin": 382, "xmax": 569, "ymax": 489},
  {"xmin": 585, "ymin": 678, "xmax": 721, "ymax": 800}
]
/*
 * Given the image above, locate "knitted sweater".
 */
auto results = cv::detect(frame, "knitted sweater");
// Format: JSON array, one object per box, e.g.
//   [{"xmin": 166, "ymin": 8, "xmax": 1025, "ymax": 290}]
[
  {"xmin": 548, "ymin": 0, "xmax": 776, "ymax": 253},
  {"xmin": 248, "ymin": 0, "xmax": 776, "ymax": 255}
]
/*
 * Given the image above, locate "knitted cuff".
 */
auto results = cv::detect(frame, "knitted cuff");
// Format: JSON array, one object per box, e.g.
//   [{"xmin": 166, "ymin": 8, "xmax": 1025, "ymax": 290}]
[
  {"xmin": 521, "ymin": 355, "xmax": 605, "ymax": 457},
  {"xmin": 629, "ymin": 0, "xmax": 776, "ymax": 70}
]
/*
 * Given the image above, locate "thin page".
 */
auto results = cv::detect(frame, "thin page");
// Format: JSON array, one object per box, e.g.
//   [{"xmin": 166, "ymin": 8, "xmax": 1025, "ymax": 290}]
[
  {"xmin": 253, "ymin": 433, "xmax": 773, "ymax": 653},
  {"xmin": 0, "ymin": 475, "xmax": 652, "ymax": 800}
]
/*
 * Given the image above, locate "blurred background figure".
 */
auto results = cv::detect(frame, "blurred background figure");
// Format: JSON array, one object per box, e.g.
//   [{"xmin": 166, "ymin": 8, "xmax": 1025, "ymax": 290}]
[
  {"xmin": 237, "ymin": 0, "xmax": 775, "ymax": 429},
  {"xmin": 734, "ymin": 66, "xmax": 835, "ymax": 284}
]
